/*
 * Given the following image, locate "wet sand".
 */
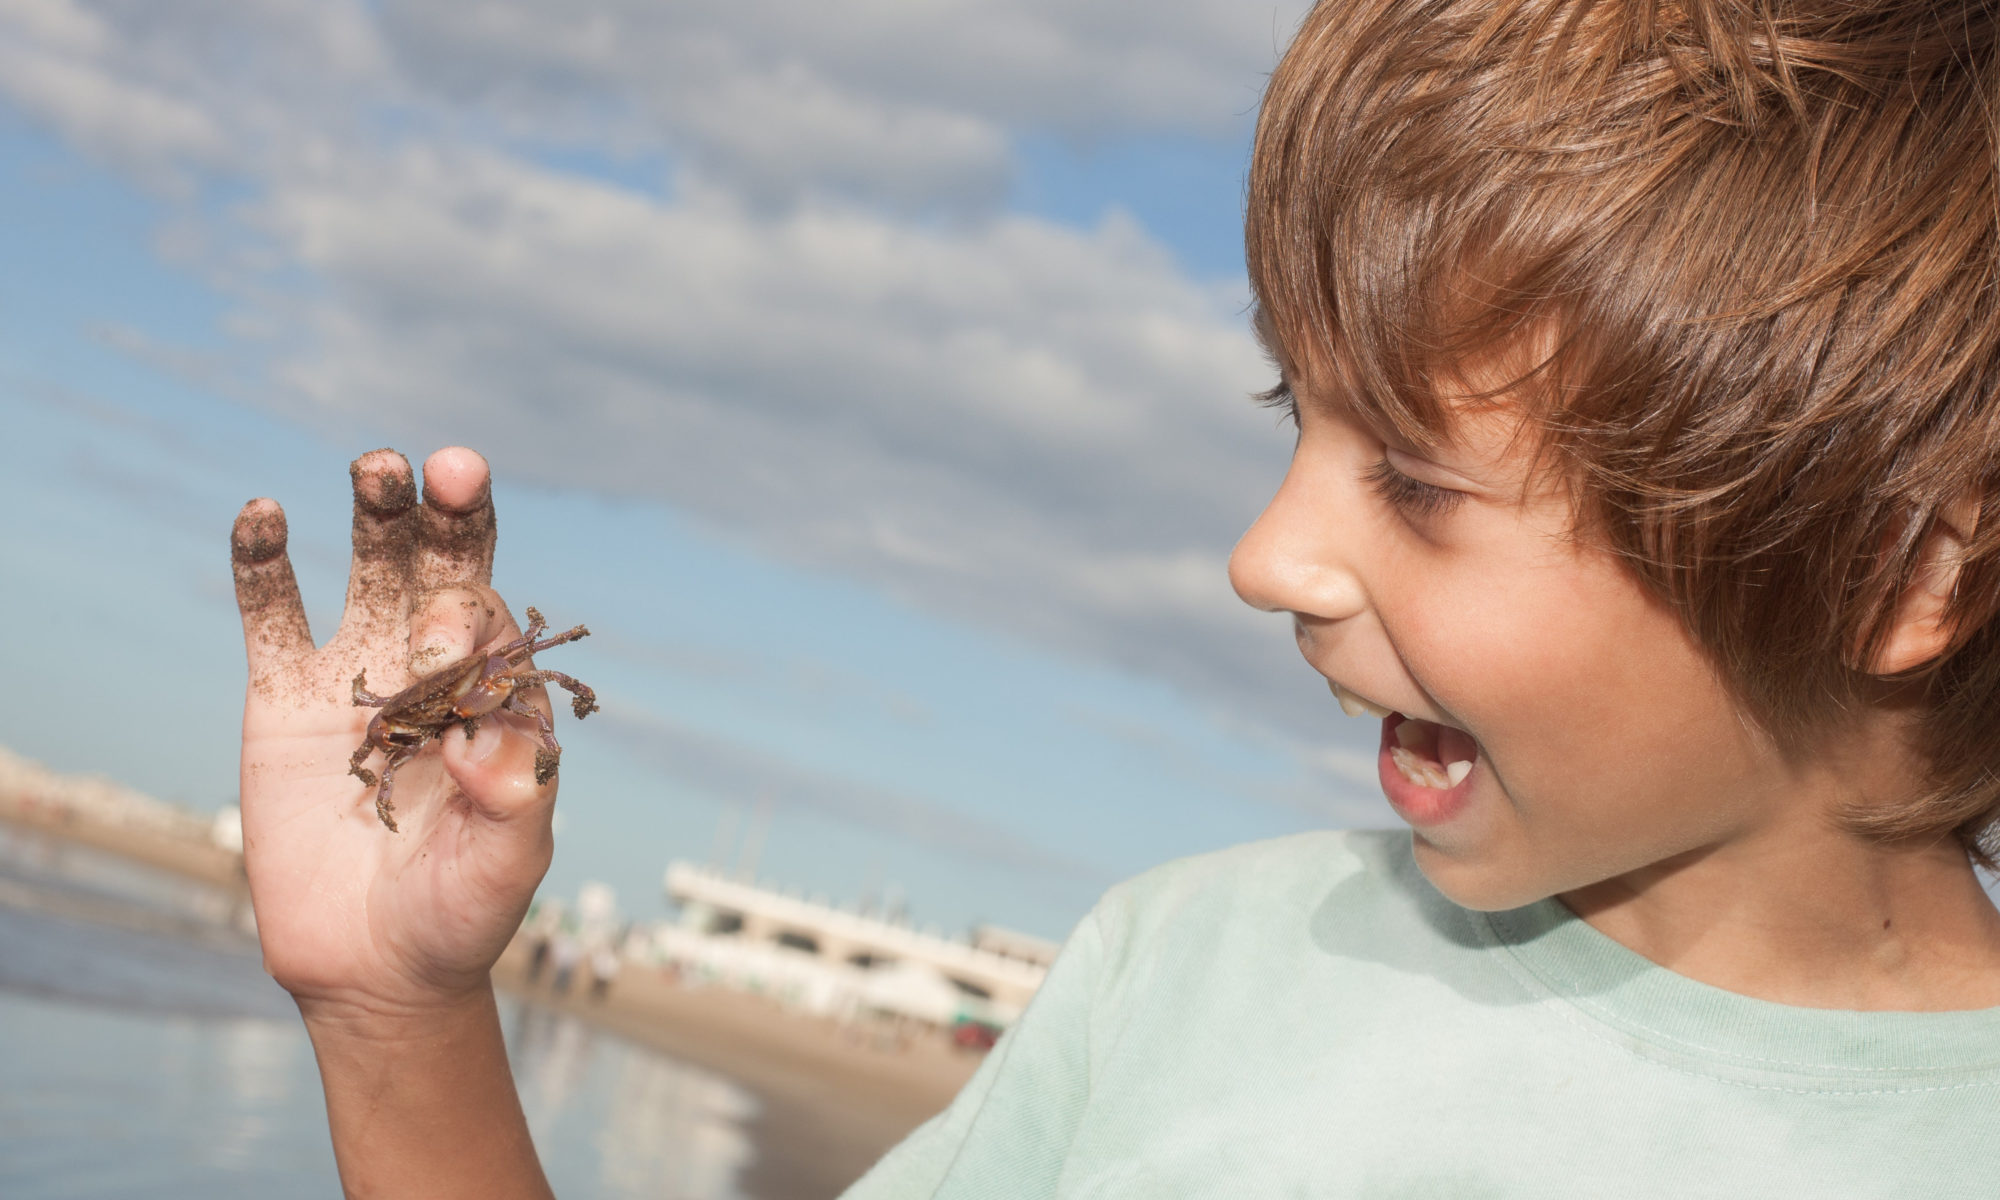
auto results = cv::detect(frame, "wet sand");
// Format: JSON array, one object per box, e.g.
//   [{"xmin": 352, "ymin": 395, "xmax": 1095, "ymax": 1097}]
[
  {"xmin": 0, "ymin": 796, "xmax": 246, "ymax": 894},
  {"xmin": 0, "ymin": 801, "xmax": 976, "ymax": 1199},
  {"xmin": 494, "ymin": 945, "xmax": 979, "ymax": 1198}
]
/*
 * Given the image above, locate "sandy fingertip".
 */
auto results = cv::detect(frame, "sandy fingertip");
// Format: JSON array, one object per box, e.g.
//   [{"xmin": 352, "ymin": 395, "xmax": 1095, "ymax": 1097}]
[
  {"xmin": 232, "ymin": 499, "xmax": 289, "ymax": 564},
  {"xmin": 350, "ymin": 448, "xmax": 417, "ymax": 515}
]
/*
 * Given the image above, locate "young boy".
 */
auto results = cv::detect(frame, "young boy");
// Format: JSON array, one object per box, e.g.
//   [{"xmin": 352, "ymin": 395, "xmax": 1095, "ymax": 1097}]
[{"xmin": 231, "ymin": 0, "xmax": 2000, "ymax": 1194}]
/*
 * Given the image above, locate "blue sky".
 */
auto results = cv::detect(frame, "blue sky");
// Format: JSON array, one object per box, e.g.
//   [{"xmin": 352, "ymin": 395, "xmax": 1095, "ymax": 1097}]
[{"xmin": 0, "ymin": 0, "xmax": 1394, "ymax": 941}]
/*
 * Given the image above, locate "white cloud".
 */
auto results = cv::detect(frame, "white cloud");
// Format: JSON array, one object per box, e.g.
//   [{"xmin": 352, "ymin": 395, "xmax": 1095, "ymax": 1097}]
[
  {"xmin": 0, "ymin": 0, "xmax": 108, "ymax": 54},
  {"xmin": 0, "ymin": 34, "xmax": 222, "ymax": 180},
  {"xmin": 0, "ymin": 0, "xmax": 1377, "ymax": 799},
  {"xmin": 375, "ymin": 0, "xmax": 1311, "ymax": 208},
  {"xmin": 593, "ymin": 705, "xmax": 1111, "ymax": 885},
  {"xmin": 245, "ymin": 146, "xmax": 1295, "ymax": 696}
]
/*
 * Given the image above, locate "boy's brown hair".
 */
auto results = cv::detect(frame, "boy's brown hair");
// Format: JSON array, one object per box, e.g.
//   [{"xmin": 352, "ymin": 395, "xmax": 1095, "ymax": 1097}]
[{"xmin": 1248, "ymin": 0, "xmax": 2000, "ymax": 862}]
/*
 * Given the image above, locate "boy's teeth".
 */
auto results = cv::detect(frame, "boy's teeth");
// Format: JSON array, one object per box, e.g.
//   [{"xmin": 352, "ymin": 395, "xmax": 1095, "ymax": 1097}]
[
  {"xmin": 1389, "ymin": 747, "xmax": 1432, "ymax": 786},
  {"xmin": 1389, "ymin": 746, "xmax": 1477, "ymax": 790},
  {"xmin": 1389, "ymin": 747, "xmax": 1413, "ymax": 781},
  {"xmin": 1330, "ymin": 681, "xmax": 1391, "ymax": 719}
]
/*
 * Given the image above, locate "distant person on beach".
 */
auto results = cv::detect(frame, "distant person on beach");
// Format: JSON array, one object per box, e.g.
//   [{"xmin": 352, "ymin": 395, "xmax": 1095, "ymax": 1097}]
[
  {"xmin": 548, "ymin": 933, "xmax": 581, "ymax": 997},
  {"xmin": 232, "ymin": 0, "xmax": 2000, "ymax": 1194},
  {"xmin": 588, "ymin": 943, "xmax": 619, "ymax": 1001},
  {"xmin": 525, "ymin": 932, "xmax": 550, "ymax": 984}
]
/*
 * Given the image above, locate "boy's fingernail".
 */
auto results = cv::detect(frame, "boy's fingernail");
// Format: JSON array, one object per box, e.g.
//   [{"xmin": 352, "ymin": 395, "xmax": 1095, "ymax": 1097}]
[{"xmin": 466, "ymin": 719, "xmax": 505, "ymax": 765}]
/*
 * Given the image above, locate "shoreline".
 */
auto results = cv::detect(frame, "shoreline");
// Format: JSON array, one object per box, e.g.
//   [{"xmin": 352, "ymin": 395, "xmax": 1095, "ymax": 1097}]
[
  {"xmin": 0, "ymin": 795, "xmax": 248, "ymax": 894},
  {"xmin": 494, "ymin": 943, "xmax": 976, "ymax": 1197},
  {"xmin": 0, "ymin": 802, "xmax": 975, "ymax": 1198}
]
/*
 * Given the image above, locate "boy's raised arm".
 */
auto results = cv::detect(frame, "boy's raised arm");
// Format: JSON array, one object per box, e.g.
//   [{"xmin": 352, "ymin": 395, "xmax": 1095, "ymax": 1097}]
[{"xmin": 231, "ymin": 447, "xmax": 560, "ymax": 1200}]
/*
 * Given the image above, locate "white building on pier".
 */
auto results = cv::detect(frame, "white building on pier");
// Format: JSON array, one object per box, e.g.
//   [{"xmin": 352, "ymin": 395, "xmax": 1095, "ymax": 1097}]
[{"xmin": 649, "ymin": 861, "xmax": 1056, "ymax": 1030}]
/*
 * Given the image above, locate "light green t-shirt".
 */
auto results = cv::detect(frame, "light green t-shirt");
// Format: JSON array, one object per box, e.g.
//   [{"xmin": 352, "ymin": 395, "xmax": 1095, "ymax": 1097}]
[{"xmin": 844, "ymin": 829, "xmax": 2000, "ymax": 1198}]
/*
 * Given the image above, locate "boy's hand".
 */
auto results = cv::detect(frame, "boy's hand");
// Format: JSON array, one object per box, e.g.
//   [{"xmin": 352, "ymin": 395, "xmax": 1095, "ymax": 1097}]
[{"xmin": 232, "ymin": 447, "xmax": 557, "ymax": 1023}]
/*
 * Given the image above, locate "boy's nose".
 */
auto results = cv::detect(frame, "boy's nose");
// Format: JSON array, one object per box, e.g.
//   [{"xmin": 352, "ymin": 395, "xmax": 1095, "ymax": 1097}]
[{"xmin": 1228, "ymin": 472, "xmax": 1366, "ymax": 621}]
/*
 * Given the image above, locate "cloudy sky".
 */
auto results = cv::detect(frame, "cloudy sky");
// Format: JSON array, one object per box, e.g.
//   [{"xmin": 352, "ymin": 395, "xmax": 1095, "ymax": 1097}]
[{"xmin": 0, "ymin": 0, "xmax": 1395, "ymax": 940}]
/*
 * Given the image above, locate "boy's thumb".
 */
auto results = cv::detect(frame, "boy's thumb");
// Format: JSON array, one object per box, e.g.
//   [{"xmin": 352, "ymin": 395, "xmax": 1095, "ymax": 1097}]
[{"xmin": 440, "ymin": 711, "xmax": 557, "ymax": 825}]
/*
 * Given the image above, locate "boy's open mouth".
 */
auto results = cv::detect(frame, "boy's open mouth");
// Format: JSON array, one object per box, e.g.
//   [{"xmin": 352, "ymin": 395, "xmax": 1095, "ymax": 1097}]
[
  {"xmin": 1329, "ymin": 681, "xmax": 1481, "ymax": 824},
  {"xmin": 1382, "ymin": 712, "xmax": 1479, "ymax": 790}
]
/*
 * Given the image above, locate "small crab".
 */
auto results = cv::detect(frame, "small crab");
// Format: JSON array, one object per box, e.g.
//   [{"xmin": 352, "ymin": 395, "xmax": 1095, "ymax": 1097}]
[{"xmin": 347, "ymin": 606, "xmax": 600, "ymax": 831}]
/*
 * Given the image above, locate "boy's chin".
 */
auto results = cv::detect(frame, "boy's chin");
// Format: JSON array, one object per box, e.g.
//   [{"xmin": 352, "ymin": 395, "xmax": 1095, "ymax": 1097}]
[{"xmin": 1406, "ymin": 832, "xmax": 1569, "ymax": 913}]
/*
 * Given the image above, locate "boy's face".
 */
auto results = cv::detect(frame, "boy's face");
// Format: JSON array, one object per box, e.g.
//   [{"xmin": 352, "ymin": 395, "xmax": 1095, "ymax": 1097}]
[{"xmin": 1231, "ymin": 368, "xmax": 1795, "ymax": 911}]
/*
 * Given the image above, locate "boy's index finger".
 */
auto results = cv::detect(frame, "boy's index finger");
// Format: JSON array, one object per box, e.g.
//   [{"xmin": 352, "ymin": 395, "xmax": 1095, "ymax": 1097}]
[
  {"xmin": 232, "ymin": 498, "xmax": 314, "ymax": 690},
  {"xmin": 407, "ymin": 585, "xmax": 509, "ymax": 679},
  {"xmin": 342, "ymin": 449, "xmax": 420, "ymax": 643},
  {"xmin": 416, "ymin": 446, "xmax": 497, "ymax": 591}
]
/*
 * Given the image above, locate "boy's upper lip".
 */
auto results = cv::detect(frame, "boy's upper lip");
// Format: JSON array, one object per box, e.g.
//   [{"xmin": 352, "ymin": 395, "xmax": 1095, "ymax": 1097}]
[
  {"xmin": 1293, "ymin": 625, "xmax": 1466, "ymax": 730},
  {"xmin": 1324, "ymin": 675, "xmax": 1462, "ymax": 732},
  {"xmin": 1327, "ymin": 678, "xmax": 1396, "ymax": 718}
]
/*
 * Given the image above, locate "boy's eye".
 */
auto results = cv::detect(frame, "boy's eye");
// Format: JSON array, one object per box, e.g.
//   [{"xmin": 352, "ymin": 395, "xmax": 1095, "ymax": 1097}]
[
  {"xmin": 1254, "ymin": 379, "xmax": 1299, "ymax": 430},
  {"xmin": 1364, "ymin": 458, "xmax": 1465, "ymax": 519},
  {"xmin": 1254, "ymin": 378, "xmax": 1460, "ymax": 519}
]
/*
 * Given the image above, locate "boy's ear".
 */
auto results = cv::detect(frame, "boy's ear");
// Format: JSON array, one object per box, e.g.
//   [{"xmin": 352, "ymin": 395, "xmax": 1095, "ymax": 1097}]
[{"xmin": 1868, "ymin": 492, "xmax": 1982, "ymax": 676}]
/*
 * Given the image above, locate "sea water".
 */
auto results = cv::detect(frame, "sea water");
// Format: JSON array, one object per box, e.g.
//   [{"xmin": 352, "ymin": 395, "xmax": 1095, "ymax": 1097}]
[{"xmin": 0, "ymin": 824, "xmax": 761, "ymax": 1199}]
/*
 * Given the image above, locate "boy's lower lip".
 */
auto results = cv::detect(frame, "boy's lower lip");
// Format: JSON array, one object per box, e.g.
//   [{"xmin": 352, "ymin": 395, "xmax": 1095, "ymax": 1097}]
[{"xmin": 1377, "ymin": 715, "xmax": 1475, "ymax": 826}]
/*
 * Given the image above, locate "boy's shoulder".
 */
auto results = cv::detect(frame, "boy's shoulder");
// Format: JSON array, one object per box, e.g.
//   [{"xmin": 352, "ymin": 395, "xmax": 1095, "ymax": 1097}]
[
  {"xmin": 1087, "ymin": 827, "xmax": 1465, "ymax": 963},
  {"xmin": 1108, "ymin": 827, "xmax": 1399, "ymax": 901}
]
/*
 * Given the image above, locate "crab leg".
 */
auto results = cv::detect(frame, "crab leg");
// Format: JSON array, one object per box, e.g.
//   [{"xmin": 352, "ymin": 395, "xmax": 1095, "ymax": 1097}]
[
  {"xmin": 347, "ymin": 740, "xmax": 381, "ymax": 786},
  {"xmin": 502, "ymin": 691, "xmax": 567, "ymax": 785},
  {"xmin": 490, "ymin": 630, "xmax": 537, "ymax": 661},
  {"xmin": 490, "ymin": 619, "xmax": 585, "ymax": 664},
  {"xmin": 351, "ymin": 669, "xmax": 391, "ymax": 707},
  {"xmin": 501, "ymin": 626, "xmax": 591, "ymax": 671},
  {"xmin": 503, "ymin": 690, "xmax": 563, "ymax": 755},
  {"xmin": 514, "ymin": 669, "xmax": 600, "ymax": 719},
  {"xmin": 521, "ymin": 606, "xmax": 549, "ymax": 640},
  {"xmin": 371, "ymin": 743, "xmax": 423, "ymax": 832},
  {"xmin": 527, "ymin": 625, "xmax": 590, "ymax": 654},
  {"xmin": 490, "ymin": 608, "xmax": 588, "ymax": 668},
  {"xmin": 488, "ymin": 607, "xmax": 553, "ymax": 661}
]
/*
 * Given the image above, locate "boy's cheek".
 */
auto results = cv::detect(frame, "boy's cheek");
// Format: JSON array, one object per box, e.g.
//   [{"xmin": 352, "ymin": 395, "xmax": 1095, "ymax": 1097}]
[{"xmin": 1415, "ymin": 699, "xmax": 1766, "ymax": 912}]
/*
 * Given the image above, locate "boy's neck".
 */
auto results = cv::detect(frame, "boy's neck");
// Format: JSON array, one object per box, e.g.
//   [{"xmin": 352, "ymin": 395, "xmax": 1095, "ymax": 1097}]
[
  {"xmin": 1560, "ymin": 824, "xmax": 2000, "ymax": 1012},
  {"xmin": 1559, "ymin": 706, "xmax": 2000, "ymax": 1012}
]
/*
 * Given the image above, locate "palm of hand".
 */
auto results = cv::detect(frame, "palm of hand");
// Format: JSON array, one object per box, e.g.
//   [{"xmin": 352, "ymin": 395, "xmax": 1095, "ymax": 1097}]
[{"xmin": 233, "ymin": 449, "xmax": 557, "ymax": 1015}]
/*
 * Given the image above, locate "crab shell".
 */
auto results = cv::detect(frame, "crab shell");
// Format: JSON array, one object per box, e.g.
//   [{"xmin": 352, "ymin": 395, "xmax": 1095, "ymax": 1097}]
[{"xmin": 367, "ymin": 651, "xmax": 522, "ymax": 745}]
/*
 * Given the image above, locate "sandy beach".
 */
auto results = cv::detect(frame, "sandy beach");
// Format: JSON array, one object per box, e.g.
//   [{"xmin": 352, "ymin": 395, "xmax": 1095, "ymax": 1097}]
[
  {"xmin": 0, "ymin": 792, "xmax": 248, "ymax": 893},
  {"xmin": 494, "ymin": 942, "xmax": 977, "ymax": 1198},
  {"xmin": 0, "ymin": 790, "xmax": 977, "ymax": 1199}
]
